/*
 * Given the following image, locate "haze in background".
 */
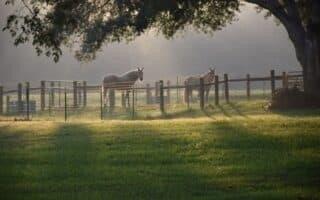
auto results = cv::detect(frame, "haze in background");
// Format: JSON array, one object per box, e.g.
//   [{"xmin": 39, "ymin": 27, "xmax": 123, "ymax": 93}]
[{"xmin": 0, "ymin": 3, "xmax": 300, "ymax": 87}]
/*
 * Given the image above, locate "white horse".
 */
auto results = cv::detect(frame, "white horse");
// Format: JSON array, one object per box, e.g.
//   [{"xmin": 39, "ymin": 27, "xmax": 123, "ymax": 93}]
[
  {"xmin": 184, "ymin": 68, "xmax": 215, "ymax": 102},
  {"xmin": 103, "ymin": 67, "xmax": 144, "ymax": 108}
]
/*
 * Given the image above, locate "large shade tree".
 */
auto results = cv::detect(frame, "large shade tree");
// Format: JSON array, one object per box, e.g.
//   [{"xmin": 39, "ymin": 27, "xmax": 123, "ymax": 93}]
[{"xmin": 2, "ymin": 0, "xmax": 320, "ymax": 96}]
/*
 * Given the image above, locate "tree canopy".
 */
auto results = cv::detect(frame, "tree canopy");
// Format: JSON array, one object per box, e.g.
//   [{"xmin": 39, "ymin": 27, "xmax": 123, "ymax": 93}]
[
  {"xmin": 2, "ymin": 0, "xmax": 319, "ymax": 63},
  {"xmin": 3, "ymin": 0, "xmax": 240, "ymax": 62}
]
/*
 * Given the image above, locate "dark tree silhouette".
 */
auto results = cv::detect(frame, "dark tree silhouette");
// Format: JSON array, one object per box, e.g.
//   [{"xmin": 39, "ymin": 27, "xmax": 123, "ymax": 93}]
[{"xmin": 2, "ymin": 0, "xmax": 320, "ymax": 96}]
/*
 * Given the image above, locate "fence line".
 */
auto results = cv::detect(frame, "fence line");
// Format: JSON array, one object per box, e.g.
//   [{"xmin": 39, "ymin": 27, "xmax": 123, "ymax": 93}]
[{"xmin": 0, "ymin": 70, "xmax": 303, "ymax": 118}]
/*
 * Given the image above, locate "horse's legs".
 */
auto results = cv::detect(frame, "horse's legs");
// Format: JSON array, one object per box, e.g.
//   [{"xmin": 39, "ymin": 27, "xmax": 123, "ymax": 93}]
[{"xmin": 205, "ymin": 87, "xmax": 209, "ymax": 103}]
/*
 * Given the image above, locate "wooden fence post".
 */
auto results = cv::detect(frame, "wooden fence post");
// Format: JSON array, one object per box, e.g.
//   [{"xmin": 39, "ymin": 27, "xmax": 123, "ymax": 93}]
[
  {"xmin": 132, "ymin": 87, "xmax": 135, "ymax": 119},
  {"xmin": 25, "ymin": 82, "xmax": 30, "ymax": 120},
  {"xmin": 50, "ymin": 81, "xmax": 55, "ymax": 107},
  {"xmin": 185, "ymin": 81, "xmax": 190, "ymax": 109},
  {"xmin": 109, "ymin": 89, "xmax": 115, "ymax": 113},
  {"xmin": 246, "ymin": 74, "xmax": 251, "ymax": 100},
  {"xmin": 78, "ymin": 82, "xmax": 82, "ymax": 106},
  {"xmin": 270, "ymin": 70, "xmax": 276, "ymax": 96},
  {"xmin": 282, "ymin": 71, "xmax": 289, "ymax": 107},
  {"xmin": 146, "ymin": 84, "xmax": 151, "ymax": 104},
  {"xmin": 64, "ymin": 88, "xmax": 67, "ymax": 122},
  {"xmin": 215, "ymin": 75, "xmax": 219, "ymax": 105},
  {"xmin": 282, "ymin": 71, "xmax": 288, "ymax": 89},
  {"xmin": 176, "ymin": 76, "xmax": 179, "ymax": 103},
  {"xmin": 0, "ymin": 85, "xmax": 3, "ymax": 114},
  {"xmin": 73, "ymin": 81, "xmax": 78, "ymax": 108},
  {"xmin": 121, "ymin": 92, "xmax": 126, "ymax": 108},
  {"xmin": 58, "ymin": 81, "xmax": 61, "ymax": 107},
  {"xmin": 224, "ymin": 74, "xmax": 229, "ymax": 103},
  {"xmin": 6, "ymin": 96, "xmax": 10, "ymax": 114},
  {"xmin": 159, "ymin": 80, "xmax": 164, "ymax": 114},
  {"xmin": 155, "ymin": 81, "xmax": 159, "ymax": 97},
  {"xmin": 83, "ymin": 81, "xmax": 87, "ymax": 107},
  {"xmin": 17, "ymin": 83, "xmax": 23, "ymax": 113},
  {"xmin": 100, "ymin": 86, "xmax": 103, "ymax": 120},
  {"xmin": 199, "ymin": 78, "xmax": 205, "ymax": 110},
  {"xmin": 41, "ymin": 80, "xmax": 45, "ymax": 111},
  {"xmin": 135, "ymin": 86, "xmax": 138, "ymax": 106},
  {"xmin": 167, "ymin": 80, "xmax": 171, "ymax": 104}
]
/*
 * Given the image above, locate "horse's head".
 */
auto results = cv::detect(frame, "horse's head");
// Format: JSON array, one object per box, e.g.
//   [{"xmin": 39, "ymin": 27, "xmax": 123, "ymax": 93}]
[{"xmin": 137, "ymin": 67, "xmax": 144, "ymax": 81}]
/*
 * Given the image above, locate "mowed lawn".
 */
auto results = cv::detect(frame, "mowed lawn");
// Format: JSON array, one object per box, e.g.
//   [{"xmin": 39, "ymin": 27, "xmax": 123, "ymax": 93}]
[{"xmin": 0, "ymin": 112, "xmax": 320, "ymax": 199}]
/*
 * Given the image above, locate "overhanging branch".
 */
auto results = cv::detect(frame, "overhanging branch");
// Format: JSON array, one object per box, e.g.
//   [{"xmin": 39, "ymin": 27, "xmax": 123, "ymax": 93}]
[
  {"xmin": 245, "ymin": 0, "xmax": 305, "ymax": 46},
  {"xmin": 20, "ymin": 0, "xmax": 34, "ymax": 15}
]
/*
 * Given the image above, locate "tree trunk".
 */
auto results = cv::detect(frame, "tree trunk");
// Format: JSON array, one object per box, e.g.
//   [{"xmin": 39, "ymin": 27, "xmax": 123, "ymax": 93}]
[
  {"xmin": 303, "ymin": 36, "xmax": 320, "ymax": 97},
  {"xmin": 297, "ymin": 1, "xmax": 320, "ymax": 99},
  {"xmin": 246, "ymin": 0, "xmax": 320, "ymax": 100}
]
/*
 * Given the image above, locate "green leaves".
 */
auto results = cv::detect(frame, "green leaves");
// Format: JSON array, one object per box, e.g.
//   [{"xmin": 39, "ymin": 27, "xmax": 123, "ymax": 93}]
[{"xmin": 3, "ymin": 0, "xmax": 240, "ymax": 62}]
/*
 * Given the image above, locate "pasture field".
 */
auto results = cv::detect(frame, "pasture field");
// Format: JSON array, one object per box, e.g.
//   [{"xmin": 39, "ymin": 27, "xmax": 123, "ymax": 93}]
[{"xmin": 0, "ymin": 100, "xmax": 320, "ymax": 199}]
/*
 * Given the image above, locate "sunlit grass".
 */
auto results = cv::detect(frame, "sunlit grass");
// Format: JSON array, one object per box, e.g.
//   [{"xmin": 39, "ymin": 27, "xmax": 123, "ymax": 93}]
[{"xmin": 0, "ymin": 105, "xmax": 320, "ymax": 199}]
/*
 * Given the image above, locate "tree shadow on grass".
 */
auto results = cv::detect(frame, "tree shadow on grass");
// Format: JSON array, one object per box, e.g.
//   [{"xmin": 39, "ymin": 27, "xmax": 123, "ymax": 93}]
[
  {"xmin": 200, "ymin": 121, "xmax": 320, "ymax": 198},
  {"xmin": 0, "ymin": 122, "xmax": 319, "ymax": 199},
  {"xmin": 133, "ymin": 108, "xmax": 206, "ymax": 120},
  {"xmin": 0, "ymin": 123, "xmax": 220, "ymax": 199},
  {"xmin": 0, "ymin": 123, "xmax": 67, "ymax": 199},
  {"xmin": 93, "ymin": 122, "xmax": 320, "ymax": 199},
  {"xmin": 44, "ymin": 123, "xmax": 232, "ymax": 199},
  {"xmin": 0, "ymin": 123, "xmax": 96, "ymax": 200},
  {"xmin": 33, "ymin": 124, "xmax": 101, "ymax": 199},
  {"xmin": 228, "ymin": 102, "xmax": 248, "ymax": 118},
  {"xmin": 0, "ymin": 124, "xmax": 29, "ymax": 200},
  {"xmin": 270, "ymin": 108, "xmax": 320, "ymax": 118},
  {"xmin": 216, "ymin": 105, "xmax": 231, "ymax": 118}
]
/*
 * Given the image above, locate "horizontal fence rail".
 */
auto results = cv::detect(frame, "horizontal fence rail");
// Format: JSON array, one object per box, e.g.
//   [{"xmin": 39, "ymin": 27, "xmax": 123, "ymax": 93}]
[
  {"xmin": 0, "ymin": 70, "xmax": 303, "ymax": 120},
  {"xmin": 1, "ymin": 73, "xmax": 303, "ymax": 94}
]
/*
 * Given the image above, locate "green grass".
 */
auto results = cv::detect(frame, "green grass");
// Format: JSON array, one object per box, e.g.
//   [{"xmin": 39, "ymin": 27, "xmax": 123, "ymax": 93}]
[{"xmin": 0, "ymin": 101, "xmax": 320, "ymax": 199}]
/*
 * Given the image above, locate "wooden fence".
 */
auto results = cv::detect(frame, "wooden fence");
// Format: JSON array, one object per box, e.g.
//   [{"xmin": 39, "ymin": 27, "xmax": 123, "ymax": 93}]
[{"xmin": 0, "ymin": 70, "xmax": 303, "ymax": 119}]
